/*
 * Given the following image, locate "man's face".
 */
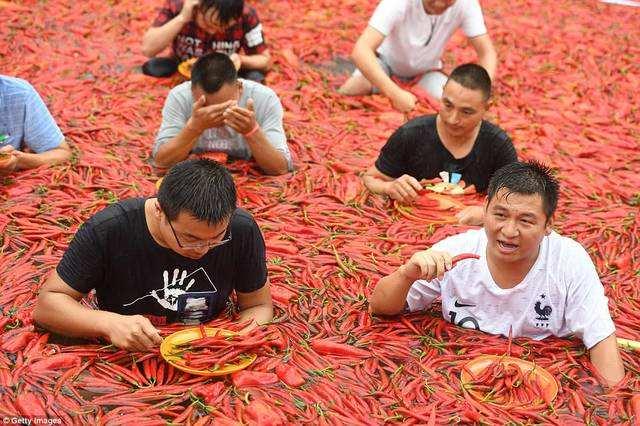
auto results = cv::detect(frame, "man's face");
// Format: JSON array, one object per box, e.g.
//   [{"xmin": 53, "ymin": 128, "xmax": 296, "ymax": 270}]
[
  {"xmin": 484, "ymin": 188, "xmax": 553, "ymax": 266},
  {"xmin": 439, "ymin": 80, "xmax": 487, "ymax": 137},
  {"xmin": 158, "ymin": 206, "xmax": 230, "ymax": 260},
  {"xmin": 195, "ymin": 7, "xmax": 236, "ymax": 34},
  {"xmin": 423, "ymin": 0, "xmax": 456, "ymax": 14},
  {"xmin": 192, "ymin": 82, "xmax": 239, "ymax": 108}
]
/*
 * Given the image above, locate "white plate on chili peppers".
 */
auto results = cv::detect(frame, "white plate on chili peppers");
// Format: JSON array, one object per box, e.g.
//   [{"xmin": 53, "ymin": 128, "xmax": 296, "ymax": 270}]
[{"xmin": 160, "ymin": 327, "xmax": 257, "ymax": 376}]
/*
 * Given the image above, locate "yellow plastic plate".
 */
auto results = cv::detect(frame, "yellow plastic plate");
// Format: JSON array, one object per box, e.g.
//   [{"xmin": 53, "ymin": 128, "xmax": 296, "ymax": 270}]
[
  {"xmin": 160, "ymin": 327, "xmax": 257, "ymax": 377},
  {"xmin": 460, "ymin": 355, "xmax": 558, "ymax": 406},
  {"xmin": 177, "ymin": 58, "xmax": 197, "ymax": 79}
]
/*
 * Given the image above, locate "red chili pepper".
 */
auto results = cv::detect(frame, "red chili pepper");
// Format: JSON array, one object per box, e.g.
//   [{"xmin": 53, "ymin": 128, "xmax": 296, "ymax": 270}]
[
  {"xmin": 29, "ymin": 353, "xmax": 82, "ymax": 373},
  {"xmin": 275, "ymin": 363, "xmax": 306, "ymax": 387},
  {"xmin": 451, "ymin": 253, "xmax": 480, "ymax": 266},
  {"xmin": 15, "ymin": 391, "xmax": 47, "ymax": 417},
  {"xmin": 310, "ymin": 339, "xmax": 370, "ymax": 358},
  {"xmin": 231, "ymin": 371, "xmax": 279, "ymax": 387}
]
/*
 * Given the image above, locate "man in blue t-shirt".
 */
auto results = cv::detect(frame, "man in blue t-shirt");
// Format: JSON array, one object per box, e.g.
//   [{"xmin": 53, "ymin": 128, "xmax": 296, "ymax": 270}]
[{"xmin": 0, "ymin": 75, "xmax": 72, "ymax": 173}]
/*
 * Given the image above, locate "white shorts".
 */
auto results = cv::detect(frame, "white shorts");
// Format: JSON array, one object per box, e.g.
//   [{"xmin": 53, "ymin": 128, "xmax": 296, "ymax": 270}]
[{"xmin": 352, "ymin": 56, "xmax": 448, "ymax": 99}]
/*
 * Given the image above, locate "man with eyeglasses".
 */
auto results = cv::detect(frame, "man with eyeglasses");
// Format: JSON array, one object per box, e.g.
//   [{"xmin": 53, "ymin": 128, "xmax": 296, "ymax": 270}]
[{"xmin": 34, "ymin": 159, "xmax": 272, "ymax": 352}]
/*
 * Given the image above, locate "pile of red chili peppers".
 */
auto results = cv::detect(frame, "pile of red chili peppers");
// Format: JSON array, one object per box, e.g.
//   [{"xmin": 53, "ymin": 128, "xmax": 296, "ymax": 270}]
[
  {"xmin": 169, "ymin": 327, "xmax": 280, "ymax": 372},
  {"xmin": 0, "ymin": 0, "xmax": 639, "ymax": 424},
  {"xmin": 462, "ymin": 358, "xmax": 550, "ymax": 408}
]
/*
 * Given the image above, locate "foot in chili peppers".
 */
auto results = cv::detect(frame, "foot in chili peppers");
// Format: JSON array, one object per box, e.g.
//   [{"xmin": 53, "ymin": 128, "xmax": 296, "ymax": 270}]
[
  {"xmin": 0, "ymin": 75, "xmax": 72, "ymax": 174},
  {"xmin": 34, "ymin": 159, "xmax": 274, "ymax": 352},
  {"xmin": 362, "ymin": 65, "xmax": 516, "ymax": 205},
  {"xmin": 338, "ymin": 0, "xmax": 497, "ymax": 110},
  {"xmin": 151, "ymin": 53, "xmax": 291, "ymax": 176},
  {"xmin": 370, "ymin": 161, "xmax": 625, "ymax": 387},
  {"xmin": 141, "ymin": 0, "xmax": 271, "ymax": 81}
]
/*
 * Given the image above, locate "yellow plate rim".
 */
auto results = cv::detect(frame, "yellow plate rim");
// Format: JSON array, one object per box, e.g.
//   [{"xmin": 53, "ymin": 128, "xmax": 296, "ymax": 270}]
[
  {"xmin": 160, "ymin": 327, "xmax": 257, "ymax": 377},
  {"xmin": 460, "ymin": 354, "xmax": 558, "ymax": 406},
  {"xmin": 177, "ymin": 58, "xmax": 197, "ymax": 79}
]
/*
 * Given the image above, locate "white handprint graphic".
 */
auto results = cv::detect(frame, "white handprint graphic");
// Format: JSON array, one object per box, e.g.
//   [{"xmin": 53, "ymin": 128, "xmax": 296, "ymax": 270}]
[
  {"xmin": 148, "ymin": 269, "xmax": 196, "ymax": 311},
  {"xmin": 122, "ymin": 267, "xmax": 217, "ymax": 310}
]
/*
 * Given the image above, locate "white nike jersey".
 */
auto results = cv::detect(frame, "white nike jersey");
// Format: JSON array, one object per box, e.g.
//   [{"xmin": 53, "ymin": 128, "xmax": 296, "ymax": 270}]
[{"xmin": 405, "ymin": 229, "xmax": 615, "ymax": 349}]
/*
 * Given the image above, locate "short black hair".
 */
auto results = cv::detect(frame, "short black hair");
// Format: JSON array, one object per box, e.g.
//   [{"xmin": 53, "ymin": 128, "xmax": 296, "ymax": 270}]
[
  {"xmin": 200, "ymin": 0, "xmax": 244, "ymax": 25},
  {"xmin": 448, "ymin": 63, "xmax": 492, "ymax": 101},
  {"xmin": 191, "ymin": 52, "xmax": 237, "ymax": 93},
  {"xmin": 487, "ymin": 161, "xmax": 559, "ymax": 219},
  {"xmin": 158, "ymin": 159, "xmax": 237, "ymax": 225}
]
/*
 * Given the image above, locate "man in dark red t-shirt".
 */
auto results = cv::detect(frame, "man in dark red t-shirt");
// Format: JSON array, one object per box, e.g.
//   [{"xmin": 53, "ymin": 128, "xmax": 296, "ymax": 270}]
[{"xmin": 142, "ymin": 0, "xmax": 270, "ymax": 82}]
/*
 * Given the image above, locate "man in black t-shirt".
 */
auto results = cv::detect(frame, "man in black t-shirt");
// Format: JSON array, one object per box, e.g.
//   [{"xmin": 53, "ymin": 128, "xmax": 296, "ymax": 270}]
[
  {"xmin": 34, "ymin": 159, "xmax": 272, "ymax": 352},
  {"xmin": 363, "ymin": 63, "xmax": 517, "ymax": 226}
]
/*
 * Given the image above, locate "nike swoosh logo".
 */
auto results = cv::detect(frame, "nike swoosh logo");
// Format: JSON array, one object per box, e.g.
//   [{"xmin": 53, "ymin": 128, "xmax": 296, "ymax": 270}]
[{"xmin": 454, "ymin": 301, "xmax": 476, "ymax": 308}]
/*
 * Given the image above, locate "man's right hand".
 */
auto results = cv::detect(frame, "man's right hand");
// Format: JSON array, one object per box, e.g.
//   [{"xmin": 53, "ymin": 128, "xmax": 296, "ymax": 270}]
[
  {"xmin": 105, "ymin": 314, "xmax": 163, "ymax": 352},
  {"xmin": 0, "ymin": 146, "xmax": 18, "ymax": 174},
  {"xmin": 399, "ymin": 250, "xmax": 453, "ymax": 282},
  {"xmin": 384, "ymin": 174, "xmax": 422, "ymax": 204},
  {"xmin": 179, "ymin": 0, "xmax": 200, "ymax": 23},
  {"xmin": 389, "ymin": 88, "xmax": 417, "ymax": 113},
  {"xmin": 186, "ymin": 96, "xmax": 235, "ymax": 134}
]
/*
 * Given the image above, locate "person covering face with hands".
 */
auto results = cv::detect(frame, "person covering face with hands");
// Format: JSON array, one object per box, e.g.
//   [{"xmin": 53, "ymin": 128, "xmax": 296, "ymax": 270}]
[
  {"xmin": 34, "ymin": 159, "xmax": 273, "ymax": 352},
  {"xmin": 152, "ymin": 53, "xmax": 291, "ymax": 175},
  {"xmin": 369, "ymin": 161, "xmax": 625, "ymax": 387},
  {"xmin": 142, "ymin": 0, "xmax": 270, "ymax": 82},
  {"xmin": 339, "ymin": 0, "xmax": 497, "ymax": 112},
  {"xmin": 362, "ymin": 64, "xmax": 516, "ymax": 226}
]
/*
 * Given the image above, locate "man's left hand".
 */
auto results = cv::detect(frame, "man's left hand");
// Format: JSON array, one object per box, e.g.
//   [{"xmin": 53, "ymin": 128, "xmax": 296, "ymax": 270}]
[{"xmin": 224, "ymin": 98, "xmax": 259, "ymax": 136}]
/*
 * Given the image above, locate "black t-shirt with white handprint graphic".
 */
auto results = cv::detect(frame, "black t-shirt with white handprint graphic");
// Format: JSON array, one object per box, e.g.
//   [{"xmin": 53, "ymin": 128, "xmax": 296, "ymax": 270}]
[{"xmin": 56, "ymin": 198, "xmax": 267, "ymax": 324}]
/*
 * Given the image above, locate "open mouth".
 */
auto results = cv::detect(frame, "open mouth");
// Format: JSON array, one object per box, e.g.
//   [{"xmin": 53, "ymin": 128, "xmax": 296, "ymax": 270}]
[{"xmin": 497, "ymin": 240, "xmax": 519, "ymax": 253}]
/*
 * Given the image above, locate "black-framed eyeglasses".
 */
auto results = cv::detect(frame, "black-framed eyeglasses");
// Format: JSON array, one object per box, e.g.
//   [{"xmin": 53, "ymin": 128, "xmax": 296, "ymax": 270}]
[{"xmin": 167, "ymin": 220, "xmax": 232, "ymax": 249}]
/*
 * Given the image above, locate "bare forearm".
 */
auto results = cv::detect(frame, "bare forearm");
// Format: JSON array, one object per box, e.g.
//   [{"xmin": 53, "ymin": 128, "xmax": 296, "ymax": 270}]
[
  {"xmin": 34, "ymin": 293, "xmax": 113, "ymax": 339},
  {"xmin": 16, "ymin": 146, "xmax": 72, "ymax": 170},
  {"xmin": 477, "ymin": 49, "xmax": 497, "ymax": 81},
  {"xmin": 245, "ymin": 130, "xmax": 288, "ymax": 175},
  {"xmin": 589, "ymin": 333, "xmax": 625, "ymax": 387},
  {"xmin": 142, "ymin": 17, "xmax": 187, "ymax": 57},
  {"xmin": 240, "ymin": 53, "xmax": 270, "ymax": 71},
  {"xmin": 362, "ymin": 174, "xmax": 390, "ymax": 195},
  {"xmin": 238, "ymin": 304, "xmax": 274, "ymax": 332},
  {"xmin": 154, "ymin": 125, "xmax": 202, "ymax": 168},
  {"xmin": 369, "ymin": 269, "xmax": 415, "ymax": 315},
  {"xmin": 351, "ymin": 43, "xmax": 399, "ymax": 97}
]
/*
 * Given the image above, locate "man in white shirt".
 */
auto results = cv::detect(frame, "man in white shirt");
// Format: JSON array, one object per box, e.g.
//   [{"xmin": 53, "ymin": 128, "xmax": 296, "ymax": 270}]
[
  {"xmin": 339, "ymin": 0, "xmax": 497, "ymax": 112},
  {"xmin": 370, "ymin": 161, "xmax": 625, "ymax": 387}
]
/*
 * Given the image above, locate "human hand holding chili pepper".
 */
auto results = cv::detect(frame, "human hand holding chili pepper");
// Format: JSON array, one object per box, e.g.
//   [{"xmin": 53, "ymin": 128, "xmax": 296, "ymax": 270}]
[
  {"xmin": 399, "ymin": 249, "xmax": 453, "ymax": 281},
  {"xmin": 224, "ymin": 98, "xmax": 259, "ymax": 136},
  {"xmin": 105, "ymin": 314, "xmax": 163, "ymax": 352},
  {"xmin": 0, "ymin": 146, "xmax": 19, "ymax": 174},
  {"xmin": 389, "ymin": 88, "xmax": 417, "ymax": 113},
  {"xmin": 400, "ymin": 251, "xmax": 480, "ymax": 281},
  {"xmin": 385, "ymin": 174, "xmax": 422, "ymax": 204}
]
